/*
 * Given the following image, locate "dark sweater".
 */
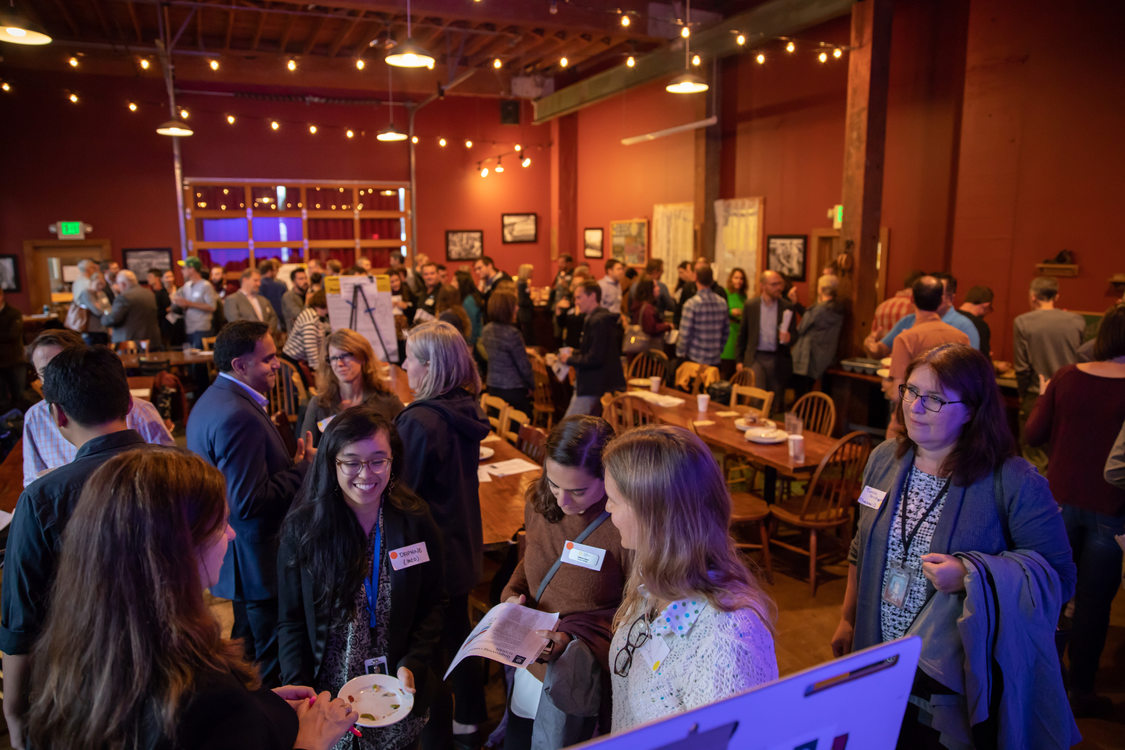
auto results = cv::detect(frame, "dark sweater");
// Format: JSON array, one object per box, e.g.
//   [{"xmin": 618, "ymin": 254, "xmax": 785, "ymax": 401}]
[{"xmin": 481, "ymin": 322, "xmax": 534, "ymax": 390}]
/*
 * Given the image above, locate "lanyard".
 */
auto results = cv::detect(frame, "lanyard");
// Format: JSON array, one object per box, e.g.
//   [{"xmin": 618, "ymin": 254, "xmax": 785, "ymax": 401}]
[
  {"xmin": 898, "ymin": 465, "xmax": 949, "ymax": 560},
  {"xmin": 363, "ymin": 521, "xmax": 382, "ymax": 629}
]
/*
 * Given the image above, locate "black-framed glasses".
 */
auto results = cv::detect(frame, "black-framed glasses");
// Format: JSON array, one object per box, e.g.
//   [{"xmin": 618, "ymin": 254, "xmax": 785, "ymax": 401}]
[
  {"xmin": 335, "ymin": 457, "xmax": 391, "ymax": 477},
  {"xmin": 327, "ymin": 352, "xmax": 357, "ymax": 365},
  {"xmin": 613, "ymin": 614, "xmax": 651, "ymax": 677},
  {"xmin": 898, "ymin": 384, "xmax": 964, "ymax": 413}
]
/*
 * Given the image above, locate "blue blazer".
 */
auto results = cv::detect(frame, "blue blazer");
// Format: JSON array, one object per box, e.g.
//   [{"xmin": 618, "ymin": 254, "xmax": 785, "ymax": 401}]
[{"xmin": 187, "ymin": 376, "xmax": 306, "ymax": 601}]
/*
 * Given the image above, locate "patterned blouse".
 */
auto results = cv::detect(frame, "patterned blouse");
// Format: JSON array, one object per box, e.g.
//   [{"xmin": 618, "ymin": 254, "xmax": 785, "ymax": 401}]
[
  {"xmin": 609, "ymin": 596, "xmax": 777, "ymax": 732},
  {"xmin": 314, "ymin": 517, "xmax": 427, "ymax": 749},
  {"xmin": 879, "ymin": 465, "xmax": 949, "ymax": 641}
]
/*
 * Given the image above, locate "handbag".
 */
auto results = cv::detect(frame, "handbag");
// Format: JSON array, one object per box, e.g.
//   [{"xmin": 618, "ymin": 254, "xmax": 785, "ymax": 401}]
[
  {"xmin": 64, "ymin": 302, "xmax": 89, "ymax": 332},
  {"xmin": 622, "ymin": 324, "xmax": 651, "ymax": 355}
]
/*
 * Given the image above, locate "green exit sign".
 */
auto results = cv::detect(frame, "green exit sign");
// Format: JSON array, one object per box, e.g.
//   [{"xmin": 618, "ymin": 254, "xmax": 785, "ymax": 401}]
[{"xmin": 58, "ymin": 221, "xmax": 85, "ymax": 239}]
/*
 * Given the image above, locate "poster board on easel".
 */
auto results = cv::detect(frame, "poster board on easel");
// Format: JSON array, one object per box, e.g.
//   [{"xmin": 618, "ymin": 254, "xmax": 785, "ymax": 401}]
[
  {"xmin": 324, "ymin": 274, "xmax": 399, "ymax": 364},
  {"xmin": 571, "ymin": 636, "xmax": 920, "ymax": 750}
]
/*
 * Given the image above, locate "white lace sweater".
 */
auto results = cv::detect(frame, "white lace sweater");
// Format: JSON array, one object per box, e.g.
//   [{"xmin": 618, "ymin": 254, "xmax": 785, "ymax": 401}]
[{"xmin": 609, "ymin": 597, "xmax": 778, "ymax": 732}]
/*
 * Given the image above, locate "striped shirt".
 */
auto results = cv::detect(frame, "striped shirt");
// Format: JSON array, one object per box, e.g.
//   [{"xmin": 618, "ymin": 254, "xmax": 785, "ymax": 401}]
[
  {"xmin": 282, "ymin": 307, "xmax": 329, "ymax": 369},
  {"xmin": 676, "ymin": 287, "xmax": 730, "ymax": 366},
  {"xmin": 22, "ymin": 397, "xmax": 174, "ymax": 487},
  {"xmin": 872, "ymin": 289, "xmax": 913, "ymax": 339}
]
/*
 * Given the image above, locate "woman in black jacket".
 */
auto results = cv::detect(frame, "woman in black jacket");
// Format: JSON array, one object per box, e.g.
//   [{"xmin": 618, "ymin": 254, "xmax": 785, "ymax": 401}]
[
  {"xmin": 278, "ymin": 407, "xmax": 448, "ymax": 750},
  {"xmin": 395, "ymin": 320, "xmax": 491, "ymax": 749}
]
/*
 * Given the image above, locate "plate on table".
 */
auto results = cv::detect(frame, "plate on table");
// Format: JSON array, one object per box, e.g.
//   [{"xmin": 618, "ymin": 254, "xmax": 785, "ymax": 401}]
[
  {"xmin": 479, "ymin": 446, "xmax": 495, "ymax": 461},
  {"xmin": 745, "ymin": 427, "xmax": 788, "ymax": 444},
  {"xmin": 733, "ymin": 417, "xmax": 776, "ymax": 432},
  {"xmin": 339, "ymin": 673, "xmax": 414, "ymax": 727},
  {"xmin": 628, "ymin": 378, "xmax": 655, "ymax": 388}
]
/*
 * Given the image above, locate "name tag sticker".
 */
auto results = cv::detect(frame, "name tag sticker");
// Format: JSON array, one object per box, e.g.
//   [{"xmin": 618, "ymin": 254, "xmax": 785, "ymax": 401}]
[
  {"xmin": 388, "ymin": 542, "xmax": 430, "ymax": 570},
  {"xmin": 857, "ymin": 486, "xmax": 887, "ymax": 510},
  {"xmin": 317, "ymin": 415, "xmax": 334, "ymax": 433},
  {"xmin": 638, "ymin": 636, "xmax": 670, "ymax": 673},
  {"xmin": 562, "ymin": 540, "xmax": 605, "ymax": 571}
]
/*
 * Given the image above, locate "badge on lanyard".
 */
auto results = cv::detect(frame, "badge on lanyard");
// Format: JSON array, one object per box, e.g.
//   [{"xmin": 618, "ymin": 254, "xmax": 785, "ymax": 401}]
[
  {"xmin": 882, "ymin": 565, "xmax": 913, "ymax": 608},
  {"xmin": 637, "ymin": 636, "xmax": 670, "ymax": 673}
]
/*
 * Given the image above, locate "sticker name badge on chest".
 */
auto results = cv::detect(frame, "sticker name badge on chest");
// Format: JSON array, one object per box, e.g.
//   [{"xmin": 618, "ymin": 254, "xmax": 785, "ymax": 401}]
[
  {"xmin": 857, "ymin": 485, "xmax": 887, "ymax": 510},
  {"xmin": 388, "ymin": 542, "xmax": 430, "ymax": 571},
  {"xmin": 561, "ymin": 540, "xmax": 605, "ymax": 571},
  {"xmin": 637, "ymin": 636, "xmax": 670, "ymax": 674}
]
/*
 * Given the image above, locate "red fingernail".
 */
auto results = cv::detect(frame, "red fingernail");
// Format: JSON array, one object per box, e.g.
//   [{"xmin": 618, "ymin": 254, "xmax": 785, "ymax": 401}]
[
  {"xmin": 349, "ymin": 726, "xmax": 363, "ymax": 738},
  {"xmin": 308, "ymin": 696, "xmax": 316, "ymax": 706}
]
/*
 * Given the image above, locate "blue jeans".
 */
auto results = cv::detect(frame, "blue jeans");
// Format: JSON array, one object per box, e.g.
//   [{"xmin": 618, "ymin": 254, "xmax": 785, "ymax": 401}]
[
  {"xmin": 565, "ymin": 394, "xmax": 602, "ymax": 417},
  {"xmin": 1061, "ymin": 505, "xmax": 1125, "ymax": 694}
]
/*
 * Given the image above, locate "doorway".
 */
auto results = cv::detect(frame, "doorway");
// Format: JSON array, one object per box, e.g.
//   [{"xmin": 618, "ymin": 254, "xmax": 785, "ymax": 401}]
[{"xmin": 23, "ymin": 239, "xmax": 111, "ymax": 312}]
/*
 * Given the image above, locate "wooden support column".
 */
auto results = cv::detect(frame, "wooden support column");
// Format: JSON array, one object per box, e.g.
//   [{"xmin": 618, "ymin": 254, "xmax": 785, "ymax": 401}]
[
  {"xmin": 694, "ymin": 60, "xmax": 722, "ymax": 261},
  {"xmin": 550, "ymin": 112, "xmax": 579, "ymax": 260},
  {"xmin": 840, "ymin": 0, "xmax": 893, "ymax": 356}
]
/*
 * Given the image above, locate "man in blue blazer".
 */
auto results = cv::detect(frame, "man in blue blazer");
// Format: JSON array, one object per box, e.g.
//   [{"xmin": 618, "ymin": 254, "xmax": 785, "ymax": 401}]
[{"xmin": 186, "ymin": 320, "xmax": 313, "ymax": 686}]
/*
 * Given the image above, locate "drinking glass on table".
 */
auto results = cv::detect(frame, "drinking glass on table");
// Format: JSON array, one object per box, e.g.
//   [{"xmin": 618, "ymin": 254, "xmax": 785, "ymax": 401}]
[{"xmin": 784, "ymin": 412, "xmax": 803, "ymax": 435}]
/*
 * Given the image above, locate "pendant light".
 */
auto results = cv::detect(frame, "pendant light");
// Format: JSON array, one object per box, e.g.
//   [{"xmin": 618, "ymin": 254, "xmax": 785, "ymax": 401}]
[
  {"xmin": 666, "ymin": 1, "xmax": 708, "ymax": 95},
  {"xmin": 0, "ymin": 7, "xmax": 51, "ymax": 45},
  {"xmin": 385, "ymin": 0, "xmax": 435, "ymax": 69},
  {"xmin": 376, "ymin": 66, "xmax": 408, "ymax": 142},
  {"xmin": 156, "ymin": 119, "xmax": 193, "ymax": 137}
]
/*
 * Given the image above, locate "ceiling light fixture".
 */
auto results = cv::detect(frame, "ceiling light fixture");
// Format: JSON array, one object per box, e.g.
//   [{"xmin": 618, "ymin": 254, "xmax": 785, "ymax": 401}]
[
  {"xmin": 0, "ymin": 13, "xmax": 52, "ymax": 45},
  {"xmin": 494, "ymin": 157, "xmax": 504, "ymax": 173},
  {"xmin": 376, "ymin": 63, "xmax": 408, "ymax": 142},
  {"xmin": 385, "ymin": 0, "xmax": 435, "ymax": 69},
  {"xmin": 227, "ymin": 114, "xmax": 236, "ymax": 125},
  {"xmin": 667, "ymin": 1, "xmax": 707, "ymax": 95},
  {"xmin": 67, "ymin": 56, "xmax": 78, "ymax": 67},
  {"xmin": 139, "ymin": 57, "xmax": 151, "ymax": 70},
  {"xmin": 156, "ymin": 120, "xmax": 193, "ymax": 136},
  {"xmin": 287, "ymin": 58, "xmax": 297, "ymax": 71},
  {"xmin": 356, "ymin": 58, "xmax": 366, "ymax": 70},
  {"xmin": 626, "ymin": 55, "xmax": 635, "ymax": 68}
]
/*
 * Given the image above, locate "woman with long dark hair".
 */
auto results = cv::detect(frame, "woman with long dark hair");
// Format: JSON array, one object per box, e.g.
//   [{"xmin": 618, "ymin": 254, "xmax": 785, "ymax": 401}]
[
  {"xmin": 301, "ymin": 328, "xmax": 404, "ymax": 446},
  {"xmin": 834, "ymin": 343, "xmax": 1077, "ymax": 746},
  {"xmin": 278, "ymin": 406, "xmax": 447, "ymax": 749},
  {"xmin": 603, "ymin": 425, "xmax": 777, "ymax": 732},
  {"xmin": 28, "ymin": 448, "xmax": 356, "ymax": 750},
  {"xmin": 500, "ymin": 416, "xmax": 628, "ymax": 749},
  {"xmin": 481, "ymin": 290, "xmax": 535, "ymax": 418},
  {"xmin": 455, "ymin": 269, "xmax": 485, "ymax": 347}
]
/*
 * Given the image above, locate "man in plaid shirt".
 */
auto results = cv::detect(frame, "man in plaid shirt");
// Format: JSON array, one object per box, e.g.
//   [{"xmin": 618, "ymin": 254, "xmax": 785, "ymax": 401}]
[{"xmin": 676, "ymin": 265, "xmax": 729, "ymax": 366}]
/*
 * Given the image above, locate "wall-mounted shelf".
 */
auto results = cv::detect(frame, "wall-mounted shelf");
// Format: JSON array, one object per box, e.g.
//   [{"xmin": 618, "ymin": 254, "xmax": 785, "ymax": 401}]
[{"xmin": 1035, "ymin": 263, "xmax": 1078, "ymax": 277}]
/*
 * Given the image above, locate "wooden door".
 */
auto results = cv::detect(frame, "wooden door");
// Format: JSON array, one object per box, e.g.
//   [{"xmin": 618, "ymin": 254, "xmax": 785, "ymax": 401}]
[{"xmin": 23, "ymin": 239, "xmax": 111, "ymax": 312}]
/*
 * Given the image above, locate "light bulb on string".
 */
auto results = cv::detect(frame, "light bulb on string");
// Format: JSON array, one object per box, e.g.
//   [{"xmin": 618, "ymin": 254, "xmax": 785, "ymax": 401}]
[
  {"xmin": 521, "ymin": 156, "xmax": 531, "ymax": 168},
  {"xmin": 139, "ymin": 57, "xmax": 150, "ymax": 70},
  {"xmin": 626, "ymin": 56, "xmax": 635, "ymax": 68},
  {"xmin": 559, "ymin": 56, "xmax": 568, "ymax": 68},
  {"xmin": 67, "ymin": 56, "xmax": 78, "ymax": 67},
  {"xmin": 465, "ymin": 139, "xmax": 473, "ymax": 148},
  {"xmin": 514, "ymin": 143, "xmax": 522, "ymax": 151},
  {"xmin": 438, "ymin": 137, "xmax": 447, "ymax": 147},
  {"xmin": 346, "ymin": 129, "xmax": 355, "ymax": 139},
  {"xmin": 179, "ymin": 108, "xmax": 189, "ymax": 119},
  {"xmin": 756, "ymin": 52, "xmax": 765, "ymax": 64},
  {"xmin": 356, "ymin": 58, "xmax": 365, "ymax": 70},
  {"xmin": 818, "ymin": 51, "xmax": 827, "ymax": 63},
  {"xmin": 785, "ymin": 40, "xmax": 795, "ymax": 53},
  {"xmin": 227, "ymin": 114, "xmax": 236, "ymax": 125},
  {"xmin": 411, "ymin": 136, "xmax": 419, "ymax": 144},
  {"xmin": 127, "ymin": 101, "xmax": 138, "ymax": 112},
  {"xmin": 680, "ymin": 25, "xmax": 690, "ymax": 39},
  {"xmin": 493, "ymin": 58, "xmax": 502, "ymax": 69},
  {"xmin": 833, "ymin": 47, "xmax": 843, "ymax": 58},
  {"xmin": 309, "ymin": 124, "xmax": 318, "ymax": 134},
  {"xmin": 736, "ymin": 33, "xmax": 746, "ymax": 46},
  {"xmin": 209, "ymin": 59, "xmax": 220, "ymax": 71},
  {"xmin": 495, "ymin": 158, "xmax": 504, "ymax": 173},
  {"xmin": 287, "ymin": 58, "xmax": 297, "ymax": 72},
  {"xmin": 271, "ymin": 120, "xmax": 280, "ymax": 130},
  {"xmin": 620, "ymin": 15, "xmax": 630, "ymax": 28},
  {"xmin": 1, "ymin": 82, "xmax": 10, "ymax": 92},
  {"xmin": 67, "ymin": 92, "xmax": 78, "ymax": 104},
  {"xmin": 691, "ymin": 54, "xmax": 701, "ymax": 66}
]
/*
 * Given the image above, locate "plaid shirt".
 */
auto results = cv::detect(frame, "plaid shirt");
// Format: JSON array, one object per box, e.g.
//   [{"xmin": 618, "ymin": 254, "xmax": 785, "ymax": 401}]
[
  {"xmin": 872, "ymin": 289, "xmax": 914, "ymax": 339},
  {"xmin": 676, "ymin": 287, "xmax": 730, "ymax": 366},
  {"xmin": 22, "ymin": 397, "xmax": 174, "ymax": 487}
]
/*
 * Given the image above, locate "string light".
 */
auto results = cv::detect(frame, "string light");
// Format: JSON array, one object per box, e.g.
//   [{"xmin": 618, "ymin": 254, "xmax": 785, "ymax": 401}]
[
  {"xmin": 271, "ymin": 120, "xmax": 280, "ymax": 130},
  {"xmin": 287, "ymin": 58, "xmax": 297, "ymax": 72},
  {"xmin": 495, "ymin": 157, "xmax": 504, "ymax": 173},
  {"xmin": 680, "ymin": 26, "xmax": 690, "ymax": 39},
  {"xmin": 127, "ymin": 101, "xmax": 138, "ymax": 112},
  {"xmin": 346, "ymin": 129, "xmax": 355, "ymax": 138},
  {"xmin": 226, "ymin": 114, "xmax": 236, "ymax": 125},
  {"xmin": 626, "ymin": 56, "xmax": 635, "ymax": 68},
  {"xmin": 736, "ymin": 33, "xmax": 746, "ymax": 46},
  {"xmin": 521, "ymin": 156, "xmax": 531, "ymax": 168},
  {"xmin": 691, "ymin": 54, "xmax": 701, "ymax": 66},
  {"xmin": 493, "ymin": 58, "xmax": 502, "ymax": 69},
  {"xmin": 464, "ymin": 139, "xmax": 473, "ymax": 148},
  {"xmin": 67, "ymin": 56, "xmax": 78, "ymax": 67},
  {"xmin": 833, "ymin": 47, "xmax": 843, "ymax": 58},
  {"xmin": 355, "ymin": 58, "xmax": 365, "ymax": 70},
  {"xmin": 514, "ymin": 143, "xmax": 522, "ymax": 151},
  {"xmin": 785, "ymin": 40, "xmax": 796, "ymax": 53},
  {"xmin": 559, "ymin": 56, "xmax": 568, "ymax": 68},
  {"xmin": 621, "ymin": 15, "xmax": 630, "ymax": 27},
  {"xmin": 309, "ymin": 124, "xmax": 318, "ymax": 134},
  {"xmin": 209, "ymin": 59, "xmax": 219, "ymax": 71},
  {"xmin": 480, "ymin": 164, "xmax": 488, "ymax": 177},
  {"xmin": 756, "ymin": 52, "xmax": 765, "ymax": 64},
  {"xmin": 179, "ymin": 107, "xmax": 189, "ymax": 119},
  {"xmin": 68, "ymin": 92, "xmax": 79, "ymax": 103},
  {"xmin": 138, "ymin": 57, "xmax": 150, "ymax": 70},
  {"xmin": 818, "ymin": 51, "xmax": 828, "ymax": 63},
  {"xmin": 1, "ymin": 82, "xmax": 10, "ymax": 92},
  {"xmin": 438, "ymin": 137, "xmax": 447, "ymax": 147},
  {"xmin": 411, "ymin": 136, "xmax": 419, "ymax": 144}
]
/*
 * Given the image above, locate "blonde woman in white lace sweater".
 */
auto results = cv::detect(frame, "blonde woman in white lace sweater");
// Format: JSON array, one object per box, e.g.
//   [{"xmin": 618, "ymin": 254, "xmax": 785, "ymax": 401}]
[{"xmin": 602, "ymin": 425, "xmax": 778, "ymax": 732}]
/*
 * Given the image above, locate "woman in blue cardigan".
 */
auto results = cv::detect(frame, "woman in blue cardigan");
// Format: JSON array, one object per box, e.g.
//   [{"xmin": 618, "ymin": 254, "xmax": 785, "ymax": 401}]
[{"xmin": 832, "ymin": 343, "xmax": 1076, "ymax": 748}]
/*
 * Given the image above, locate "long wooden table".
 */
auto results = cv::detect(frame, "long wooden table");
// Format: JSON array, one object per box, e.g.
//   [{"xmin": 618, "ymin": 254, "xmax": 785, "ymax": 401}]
[
  {"xmin": 478, "ymin": 436, "xmax": 539, "ymax": 548},
  {"xmin": 117, "ymin": 349, "xmax": 215, "ymax": 368},
  {"xmin": 629, "ymin": 386, "xmax": 838, "ymax": 503},
  {"xmin": 0, "ymin": 439, "xmax": 22, "ymax": 513}
]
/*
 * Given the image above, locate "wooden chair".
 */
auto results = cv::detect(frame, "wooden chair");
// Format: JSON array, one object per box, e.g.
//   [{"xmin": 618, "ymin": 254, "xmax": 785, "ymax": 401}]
[
  {"xmin": 730, "ymin": 368, "xmax": 756, "ymax": 387},
  {"xmin": 790, "ymin": 391, "xmax": 836, "ymax": 436},
  {"xmin": 627, "ymin": 349, "xmax": 669, "ymax": 381},
  {"xmin": 200, "ymin": 336, "xmax": 217, "ymax": 350},
  {"xmin": 115, "ymin": 340, "xmax": 139, "ymax": 355},
  {"xmin": 516, "ymin": 423, "xmax": 548, "ymax": 464},
  {"xmin": 604, "ymin": 393, "xmax": 657, "ymax": 433},
  {"xmin": 730, "ymin": 385, "xmax": 774, "ymax": 418},
  {"xmin": 268, "ymin": 359, "xmax": 306, "ymax": 429},
  {"xmin": 528, "ymin": 352, "xmax": 556, "ymax": 430},
  {"xmin": 767, "ymin": 431, "xmax": 873, "ymax": 595},
  {"xmin": 729, "ymin": 491, "xmax": 774, "ymax": 584},
  {"xmin": 480, "ymin": 393, "xmax": 509, "ymax": 433},
  {"xmin": 500, "ymin": 407, "xmax": 530, "ymax": 446}
]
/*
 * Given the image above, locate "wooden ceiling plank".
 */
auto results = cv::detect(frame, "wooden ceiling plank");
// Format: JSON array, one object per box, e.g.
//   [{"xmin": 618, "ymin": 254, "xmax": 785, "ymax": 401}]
[
  {"xmin": 196, "ymin": 2, "xmax": 203, "ymax": 48},
  {"xmin": 343, "ymin": 18, "xmax": 383, "ymax": 59},
  {"xmin": 50, "ymin": 0, "xmax": 82, "ymax": 38},
  {"xmin": 224, "ymin": 3, "xmax": 235, "ymax": 51},
  {"xmin": 87, "ymin": 0, "xmax": 116, "ymax": 40},
  {"xmin": 126, "ymin": 0, "xmax": 144, "ymax": 43},
  {"xmin": 250, "ymin": 1, "xmax": 269, "ymax": 51},
  {"xmin": 277, "ymin": 12, "xmax": 297, "ymax": 53},
  {"xmin": 301, "ymin": 14, "xmax": 329, "ymax": 55},
  {"xmin": 328, "ymin": 14, "xmax": 362, "ymax": 57}
]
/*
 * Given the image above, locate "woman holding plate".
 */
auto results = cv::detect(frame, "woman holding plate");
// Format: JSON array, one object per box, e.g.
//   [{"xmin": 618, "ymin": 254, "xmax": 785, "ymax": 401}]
[{"xmin": 278, "ymin": 406, "xmax": 447, "ymax": 749}]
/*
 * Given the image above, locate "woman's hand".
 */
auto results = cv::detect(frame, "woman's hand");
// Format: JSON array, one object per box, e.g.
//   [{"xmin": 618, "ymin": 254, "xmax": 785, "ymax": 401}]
[
  {"xmin": 294, "ymin": 431, "xmax": 317, "ymax": 465},
  {"xmin": 534, "ymin": 630, "xmax": 572, "ymax": 663},
  {"xmin": 505, "ymin": 594, "xmax": 526, "ymax": 605},
  {"xmin": 293, "ymin": 691, "xmax": 357, "ymax": 750},
  {"xmin": 830, "ymin": 619, "xmax": 854, "ymax": 658},
  {"xmin": 921, "ymin": 553, "xmax": 968, "ymax": 593},
  {"xmin": 272, "ymin": 684, "xmax": 316, "ymax": 711},
  {"xmin": 397, "ymin": 666, "xmax": 416, "ymax": 694}
]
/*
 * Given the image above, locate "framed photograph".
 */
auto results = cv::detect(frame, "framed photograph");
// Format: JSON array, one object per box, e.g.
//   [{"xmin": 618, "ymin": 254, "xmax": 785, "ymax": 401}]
[
  {"xmin": 0, "ymin": 254, "xmax": 19, "ymax": 292},
  {"xmin": 445, "ymin": 229, "xmax": 484, "ymax": 261},
  {"xmin": 583, "ymin": 227, "xmax": 604, "ymax": 259},
  {"xmin": 610, "ymin": 219, "xmax": 648, "ymax": 266},
  {"xmin": 501, "ymin": 213, "xmax": 537, "ymax": 244},
  {"xmin": 766, "ymin": 234, "xmax": 807, "ymax": 281},
  {"xmin": 123, "ymin": 247, "xmax": 175, "ymax": 283}
]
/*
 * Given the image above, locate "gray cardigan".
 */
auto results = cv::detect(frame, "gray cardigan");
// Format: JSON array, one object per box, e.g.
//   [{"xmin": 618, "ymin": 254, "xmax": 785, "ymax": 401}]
[
  {"xmin": 848, "ymin": 440, "xmax": 1075, "ymax": 651},
  {"xmin": 791, "ymin": 301, "xmax": 844, "ymax": 380}
]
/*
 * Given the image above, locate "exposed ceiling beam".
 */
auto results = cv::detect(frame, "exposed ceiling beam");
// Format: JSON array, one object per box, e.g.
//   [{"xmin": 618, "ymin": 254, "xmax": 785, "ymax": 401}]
[
  {"xmin": 224, "ymin": 3, "xmax": 235, "ymax": 51},
  {"xmin": 250, "ymin": 2, "xmax": 269, "ymax": 51},
  {"xmin": 301, "ymin": 15, "xmax": 329, "ymax": 55},
  {"xmin": 533, "ymin": 0, "xmax": 855, "ymax": 123},
  {"xmin": 51, "ymin": 0, "xmax": 82, "ymax": 38},
  {"xmin": 328, "ymin": 14, "xmax": 363, "ymax": 57}
]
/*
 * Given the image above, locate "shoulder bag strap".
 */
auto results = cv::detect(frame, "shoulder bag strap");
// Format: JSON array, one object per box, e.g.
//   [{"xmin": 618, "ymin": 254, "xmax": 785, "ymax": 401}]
[
  {"xmin": 993, "ymin": 466, "xmax": 1014, "ymax": 549},
  {"xmin": 534, "ymin": 510, "xmax": 611, "ymax": 602}
]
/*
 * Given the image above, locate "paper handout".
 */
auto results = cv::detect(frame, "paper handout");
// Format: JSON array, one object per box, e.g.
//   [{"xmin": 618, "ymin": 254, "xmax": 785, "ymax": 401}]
[{"xmin": 444, "ymin": 602, "xmax": 559, "ymax": 679}]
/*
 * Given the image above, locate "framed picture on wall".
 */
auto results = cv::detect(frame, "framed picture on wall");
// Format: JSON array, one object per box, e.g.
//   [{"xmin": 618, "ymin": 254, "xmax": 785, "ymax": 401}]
[
  {"xmin": 0, "ymin": 254, "xmax": 20, "ymax": 292},
  {"xmin": 766, "ymin": 234, "xmax": 807, "ymax": 281},
  {"xmin": 501, "ymin": 213, "xmax": 537, "ymax": 244},
  {"xmin": 123, "ymin": 247, "xmax": 175, "ymax": 283},
  {"xmin": 610, "ymin": 219, "xmax": 648, "ymax": 266},
  {"xmin": 446, "ymin": 229, "xmax": 484, "ymax": 261},
  {"xmin": 583, "ymin": 227, "xmax": 604, "ymax": 259}
]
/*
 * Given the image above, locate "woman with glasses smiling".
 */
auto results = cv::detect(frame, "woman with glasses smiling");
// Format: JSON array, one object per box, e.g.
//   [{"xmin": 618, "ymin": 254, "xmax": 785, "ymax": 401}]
[
  {"xmin": 278, "ymin": 406, "xmax": 447, "ymax": 749},
  {"xmin": 601, "ymin": 425, "xmax": 777, "ymax": 732},
  {"xmin": 833, "ymin": 343, "xmax": 1077, "ymax": 747},
  {"xmin": 301, "ymin": 328, "xmax": 405, "ymax": 447}
]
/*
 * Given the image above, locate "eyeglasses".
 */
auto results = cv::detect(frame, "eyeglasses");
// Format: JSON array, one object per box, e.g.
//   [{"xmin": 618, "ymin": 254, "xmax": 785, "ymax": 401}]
[
  {"xmin": 613, "ymin": 614, "xmax": 651, "ymax": 677},
  {"xmin": 898, "ymin": 384, "xmax": 965, "ymax": 413},
  {"xmin": 326, "ymin": 352, "xmax": 357, "ymax": 365},
  {"xmin": 335, "ymin": 457, "xmax": 391, "ymax": 476}
]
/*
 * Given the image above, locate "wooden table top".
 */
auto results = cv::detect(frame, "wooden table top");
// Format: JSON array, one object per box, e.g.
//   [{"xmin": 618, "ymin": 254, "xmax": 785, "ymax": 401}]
[
  {"xmin": 117, "ymin": 349, "xmax": 215, "ymax": 368},
  {"xmin": 0, "ymin": 439, "xmax": 23, "ymax": 513},
  {"xmin": 383, "ymin": 364, "xmax": 414, "ymax": 405},
  {"xmin": 627, "ymin": 386, "xmax": 837, "ymax": 477},
  {"xmin": 478, "ymin": 436, "xmax": 539, "ymax": 548}
]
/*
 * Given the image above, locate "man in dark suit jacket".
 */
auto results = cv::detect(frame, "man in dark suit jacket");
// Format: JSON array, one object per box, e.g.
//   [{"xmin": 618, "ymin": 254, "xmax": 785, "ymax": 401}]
[
  {"xmin": 224, "ymin": 268, "xmax": 281, "ymax": 334},
  {"xmin": 559, "ymin": 280, "xmax": 625, "ymax": 416},
  {"xmin": 735, "ymin": 270, "xmax": 798, "ymax": 414},
  {"xmin": 186, "ymin": 321, "xmax": 313, "ymax": 686},
  {"xmin": 100, "ymin": 270, "xmax": 162, "ymax": 348}
]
